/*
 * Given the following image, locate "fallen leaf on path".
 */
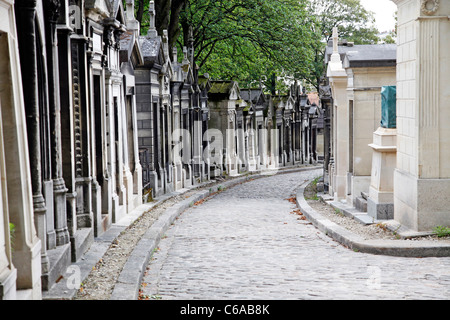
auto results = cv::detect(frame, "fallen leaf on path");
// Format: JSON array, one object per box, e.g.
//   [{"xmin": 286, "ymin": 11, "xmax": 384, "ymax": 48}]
[
  {"xmin": 194, "ymin": 199, "xmax": 205, "ymax": 206},
  {"xmin": 285, "ymin": 196, "xmax": 297, "ymax": 204}
]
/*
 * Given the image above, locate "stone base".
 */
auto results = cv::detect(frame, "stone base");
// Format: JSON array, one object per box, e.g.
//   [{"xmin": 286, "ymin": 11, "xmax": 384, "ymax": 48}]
[
  {"xmin": 367, "ymin": 197, "xmax": 394, "ymax": 220},
  {"xmin": 348, "ymin": 175, "xmax": 370, "ymax": 208},
  {"xmin": 91, "ymin": 180, "xmax": 103, "ymax": 237},
  {"xmin": 42, "ymin": 243, "xmax": 71, "ymax": 291},
  {"xmin": 394, "ymin": 169, "xmax": 450, "ymax": 232},
  {"xmin": 182, "ymin": 166, "xmax": 192, "ymax": 188},
  {"xmin": 70, "ymin": 227, "xmax": 94, "ymax": 262},
  {"xmin": 355, "ymin": 196, "xmax": 367, "ymax": 212},
  {"xmin": 0, "ymin": 268, "xmax": 17, "ymax": 300},
  {"xmin": 210, "ymin": 167, "xmax": 221, "ymax": 178}
]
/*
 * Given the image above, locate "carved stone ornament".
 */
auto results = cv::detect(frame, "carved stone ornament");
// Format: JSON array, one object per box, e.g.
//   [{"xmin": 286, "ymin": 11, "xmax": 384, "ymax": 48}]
[
  {"xmin": 228, "ymin": 110, "xmax": 236, "ymax": 122},
  {"xmin": 421, "ymin": 0, "xmax": 439, "ymax": 15}
]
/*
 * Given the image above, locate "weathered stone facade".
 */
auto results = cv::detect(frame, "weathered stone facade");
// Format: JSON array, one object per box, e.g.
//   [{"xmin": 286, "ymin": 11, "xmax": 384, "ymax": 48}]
[
  {"xmin": 0, "ymin": 0, "xmax": 320, "ymax": 299},
  {"xmin": 323, "ymin": 28, "xmax": 396, "ymax": 207},
  {"xmin": 0, "ymin": 0, "xmax": 144, "ymax": 299},
  {"xmin": 322, "ymin": 4, "xmax": 450, "ymax": 234},
  {"xmin": 391, "ymin": 0, "xmax": 450, "ymax": 231}
]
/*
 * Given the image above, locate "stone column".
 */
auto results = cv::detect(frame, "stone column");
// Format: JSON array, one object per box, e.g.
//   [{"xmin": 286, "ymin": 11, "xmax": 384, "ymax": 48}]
[
  {"xmin": 44, "ymin": 0, "xmax": 70, "ymax": 245},
  {"xmin": 322, "ymin": 97, "xmax": 332, "ymax": 193},
  {"xmin": 0, "ymin": 112, "xmax": 16, "ymax": 299},
  {"xmin": 0, "ymin": 6, "xmax": 42, "ymax": 298},
  {"xmin": 14, "ymin": 0, "xmax": 50, "ymax": 275},
  {"xmin": 392, "ymin": 0, "xmax": 450, "ymax": 231},
  {"xmin": 58, "ymin": 26, "xmax": 78, "ymax": 249},
  {"xmin": 327, "ymin": 27, "xmax": 348, "ymax": 200},
  {"xmin": 368, "ymin": 128, "xmax": 397, "ymax": 219},
  {"xmin": 71, "ymin": 36, "xmax": 93, "ymax": 229}
]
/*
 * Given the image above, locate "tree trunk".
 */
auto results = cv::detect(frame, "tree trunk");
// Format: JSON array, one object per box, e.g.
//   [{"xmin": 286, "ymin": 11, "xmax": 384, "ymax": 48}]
[
  {"xmin": 155, "ymin": 0, "xmax": 171, "ymax": 34},
  {"xmin": 270, "ymin": 73, "xmax": 277, "ymax": 95},
  {"xmin": 168, "ymin": 0, "xmax": 186, "ymax": 58},
  {"xmin": 136, "ymin": 0, "xmax": 144, "ymax": 28}
]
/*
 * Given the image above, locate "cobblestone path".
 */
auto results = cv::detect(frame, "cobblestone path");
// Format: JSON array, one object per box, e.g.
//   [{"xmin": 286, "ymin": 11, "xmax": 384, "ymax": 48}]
[{"xmin": 140, "ymin": 169, "xmax": 450, "ymax": 300}]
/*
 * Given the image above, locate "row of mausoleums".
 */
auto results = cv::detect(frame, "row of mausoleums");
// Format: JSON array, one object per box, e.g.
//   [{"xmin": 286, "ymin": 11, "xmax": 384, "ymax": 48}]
[
  {"xmin": 140, "ymin": 73, "xmax": 323, "ymax": 199},
  {"xmin": 321, "ymin": 0, "xmax": 450, "ymax": 235},
  {"xmin": 0, "ymin": 0, "xmax": 322, "ymax": 299},
  {"xmin": 134, "ymin": 6, "xmax": 323, "ymax": 198}
]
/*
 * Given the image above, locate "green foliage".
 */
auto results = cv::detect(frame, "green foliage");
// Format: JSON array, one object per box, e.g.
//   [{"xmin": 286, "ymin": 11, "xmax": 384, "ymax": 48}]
[
  {"xmin": 135, "ymin": 0, "xmax": 384, "ymax": 93},
  {"xmin": 382, "ymin": 33, "xmax": 396, "ymax": 44},
  {"xmin": 433, "ymin": 226, "xmax": 450, "ymax": 238},
  {"xmin": 306, "ymin": 0, "xmax": 381, "ymax": 90},
  {"xmin": 9, "ymin": 223, "xmax": 15, "ymax": 250},
  {"xmin": 179, "ymin": 0, "xmax": 315, "ymax": 94}
]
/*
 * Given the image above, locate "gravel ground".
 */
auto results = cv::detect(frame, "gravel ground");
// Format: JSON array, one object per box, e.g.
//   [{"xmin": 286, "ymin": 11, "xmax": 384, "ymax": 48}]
[
  {"xmin": 303, "ymin": 180, "xmax": 450, "ymax": 242},
  {"xmin": 305, "ymin": 196, "xmax": 399, "ymax": 240},
  {"xmin": 73, "ymin": 188, "xmax": 202, "ymax": 300}
]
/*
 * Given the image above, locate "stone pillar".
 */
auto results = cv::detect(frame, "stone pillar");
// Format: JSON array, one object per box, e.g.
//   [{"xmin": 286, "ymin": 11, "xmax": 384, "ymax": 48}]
[
  {"xmin": 368, "ymin": 86, "xmax": 397, "ymax": 220},
  {"xmin": 368, "ymin": 128, "xmax": 397, "ymax": 219},
  {"xmin": 0, "ymin": 6, "xmax": 42, "ymax": 298},
  {"xmin": 0, "ymin": 99, "xmax": 17, "ymax": 300},
  {"xmin": 71, "ymin": 36, "xmax": 94, "ymax": 229},
  {"xmin": 14, "ymin": 0, "xmax": 50, "ymax": 277},
  {"xmin": 392, "ymin": 0, "xmax": 450, "ymax": 231},
  {"xmin": 320, "ymin": 92, "xmax": 333, "ymax": 193},
  {"xmin": 327, "ymin": 27, "xmax": 348, "ymax": 201},
  {"xmin": 44, "ymin": 0, "xmax": 70, "ymax": 246},
  {"xmin": 58, "ymin": 26, "xmax": 78, "ymax": 252},
  {"xmin": 193, "ymin": 109, "xmax": 203, "ymax": 179}
]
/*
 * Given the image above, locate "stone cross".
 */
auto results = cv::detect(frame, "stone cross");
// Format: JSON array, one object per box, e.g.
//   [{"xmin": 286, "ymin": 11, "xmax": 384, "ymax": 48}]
[
  {"xmin": 332, "ymin": 27, "xmax": 338, "ymax": 54},
  {"xmin": 147, "ymin": 1, "xmax": 158, "ymax": 38},
  {"xmin": 125, "ymin": 0, "xmax": 139, "ymax": 34},
  {"xmin": 173, "ymin": 46, "xmax": 178, "ymax": 63},
  {"xmin": 126, "ymin": 0, "xmax": 134, "ymax": 21}
]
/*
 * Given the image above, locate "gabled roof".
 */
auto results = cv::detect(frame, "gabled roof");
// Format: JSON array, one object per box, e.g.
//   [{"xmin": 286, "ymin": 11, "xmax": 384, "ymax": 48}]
[
  {"xmin": 325, "ymin": 43, "xmax": 396, "ymax": 68},
  {"xmin": 109, "ymin": 0, "xmax": 123, "ymax": 21},
  {"xmin": 85, "ymin": 0, "xmax": 112, "ymax": 19},
  {"xmin": 198, "ymin": 75, "xmax": 212, "ymax": 92},
  {"xmin": 240, "ymin": 88, "xmax": 265, "ymax": 106},
  {"xmin": 120, "ymin": 31, "xmax": 143, "ymax": 67},
  {"xmin": 208, "ymin": 80, "xmax": 240, "ymax": 101},
  {"xmin": 272, "ymin": 95, "xmax": 287, "ymax": 109},
  {"xmin": 138, "ymin": 36, "xmax": 164, "ymax": 66}
]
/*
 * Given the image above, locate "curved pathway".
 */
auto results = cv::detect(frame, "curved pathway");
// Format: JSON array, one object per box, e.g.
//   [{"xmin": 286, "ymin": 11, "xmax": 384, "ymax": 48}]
[{"xmin": 140, "ymin": 169, "xmax": 450, "ymax": 300}]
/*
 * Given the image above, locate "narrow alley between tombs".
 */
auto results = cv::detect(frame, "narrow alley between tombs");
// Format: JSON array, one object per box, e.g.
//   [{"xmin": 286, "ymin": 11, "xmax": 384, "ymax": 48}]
[{"xmin": 138, "ymin": 169, "xmax": 450, "ymax": 300}]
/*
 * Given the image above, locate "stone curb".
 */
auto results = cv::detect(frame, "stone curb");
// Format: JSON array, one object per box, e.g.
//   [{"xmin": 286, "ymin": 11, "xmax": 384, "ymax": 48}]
[{"xmin": 296, "ymin": 182, "xmax": 450, "ymax": 258}]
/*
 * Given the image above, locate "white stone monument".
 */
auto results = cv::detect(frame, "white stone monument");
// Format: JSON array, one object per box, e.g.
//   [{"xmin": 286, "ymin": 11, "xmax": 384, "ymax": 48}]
[{"xmin": 392, "ymin": 0, "xmax": 450, "ymax": 231}]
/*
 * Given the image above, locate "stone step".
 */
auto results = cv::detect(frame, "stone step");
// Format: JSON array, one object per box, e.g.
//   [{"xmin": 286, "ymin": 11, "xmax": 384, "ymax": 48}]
[{"xmin": 355, "ymin": 196, "xmax": 367, "ymax": 212}]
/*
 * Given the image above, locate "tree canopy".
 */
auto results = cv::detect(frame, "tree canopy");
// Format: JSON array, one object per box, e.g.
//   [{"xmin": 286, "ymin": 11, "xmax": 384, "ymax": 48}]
[
  {"xmin": 306, "ymin": 0, "xmax": 380, "ymax": 90},
  {"xmin": 134, "ymin": 0, "xmax": 381, "ymax": 94},
  {"xmin": 180, "ymin": 0, "xmax": 315, "ymax": 94}
]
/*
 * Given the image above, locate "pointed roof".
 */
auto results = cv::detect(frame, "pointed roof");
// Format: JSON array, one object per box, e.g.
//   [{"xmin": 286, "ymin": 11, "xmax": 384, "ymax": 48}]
[
  {"xmin": 240, "ymin": 88, "xmax": 265, "ymax": 104},
  {"xmin": 208, "ymin": 80, "xmax": 240, "ymax": 101},
  {"xmin": 85, "ymin": 0, "xmax": 112, "ymax": 19},
  {"xmin": 138, "ymin": 36, "xmax": 163, "ymax": 66}
]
